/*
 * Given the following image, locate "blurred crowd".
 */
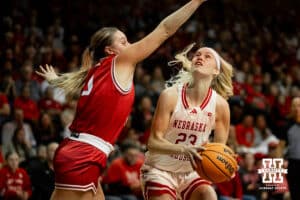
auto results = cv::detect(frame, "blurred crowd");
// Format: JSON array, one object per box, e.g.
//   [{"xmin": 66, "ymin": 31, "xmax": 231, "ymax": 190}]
[{"xmin": 0, "ymin": 0, "xmax": 299, "ymax": 199}]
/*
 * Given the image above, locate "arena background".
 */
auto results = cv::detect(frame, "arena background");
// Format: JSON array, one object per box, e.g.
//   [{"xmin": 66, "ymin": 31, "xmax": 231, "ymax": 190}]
[{"xmin": 0, "ymin": 0, "xmax": 299, "ymax": 199}]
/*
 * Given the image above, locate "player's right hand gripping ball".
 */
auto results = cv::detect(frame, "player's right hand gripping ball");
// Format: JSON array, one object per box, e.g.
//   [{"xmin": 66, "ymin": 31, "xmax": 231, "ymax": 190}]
[{"xmin": 195, "ymin": 143, "xmax": 238, "ymax": 183}]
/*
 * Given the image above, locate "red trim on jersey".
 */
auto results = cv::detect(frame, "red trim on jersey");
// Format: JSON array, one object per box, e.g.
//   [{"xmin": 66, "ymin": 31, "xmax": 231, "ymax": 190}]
[
  {"xmin": 182, "ymin": 84, "xmax": 189, "ymax": 109},
  {"xmin": 200, "ymin": 88, "xmax": 212, "ymax": 110},
  {"xmin": 111, "ymin": 57, "xmax": 132, "ymax": 95},
  {"xmin": 181, "ymin": 178, "xmax": 211, "ymax": 200},
  {"xmin": 147, "ymin": 189, "xmax": 176, "ymax": 200},
  {"xmin": 145, "ymin": 181, "xmax": 176, "ymax": 200},
  {"xmin": 182, "ymin": 85, "xmax": 212, "ymax": 110}
]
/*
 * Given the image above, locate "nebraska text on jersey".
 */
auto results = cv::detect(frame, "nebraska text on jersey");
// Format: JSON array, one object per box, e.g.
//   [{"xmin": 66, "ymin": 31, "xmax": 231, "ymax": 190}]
[{"xmin": 173, "ymin": 120, "xmax": 207, "ymax": 132}]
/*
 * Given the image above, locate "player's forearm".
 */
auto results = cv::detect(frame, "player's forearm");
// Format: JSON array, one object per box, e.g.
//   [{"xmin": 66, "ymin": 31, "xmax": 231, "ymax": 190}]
[
  {"xmin": 147, "ymin": 133, "xmax": 185, "ymax": 154},
  {"xmin": 158, "ymin": 0, "xmax": 206, "ymax": 37}
]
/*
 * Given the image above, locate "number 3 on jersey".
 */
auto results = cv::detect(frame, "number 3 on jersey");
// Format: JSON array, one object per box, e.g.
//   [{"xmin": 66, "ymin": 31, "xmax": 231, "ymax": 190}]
[
  {"xmin": 175, "ymin": 133, "xmax": 197, "ymax": 145},
  {"xmin": 81, "ymin": 76, "xmax": 94, "ymax": 96}
]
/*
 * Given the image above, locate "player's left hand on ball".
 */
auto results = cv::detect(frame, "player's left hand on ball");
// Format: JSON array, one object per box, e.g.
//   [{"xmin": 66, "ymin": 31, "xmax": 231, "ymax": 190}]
[{"xmin": 182, "ymin": 146, "xmax": 205, "ymax": 170}]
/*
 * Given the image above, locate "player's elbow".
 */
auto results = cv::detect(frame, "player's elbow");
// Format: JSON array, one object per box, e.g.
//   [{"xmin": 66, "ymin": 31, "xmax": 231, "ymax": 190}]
[
  {"xmin": 147, "ymin": 132, "xmax": 161, "ymax": 151},
  {"xmin": 158, "ymin": 21, "xmax": 175, "ymax": 39}
]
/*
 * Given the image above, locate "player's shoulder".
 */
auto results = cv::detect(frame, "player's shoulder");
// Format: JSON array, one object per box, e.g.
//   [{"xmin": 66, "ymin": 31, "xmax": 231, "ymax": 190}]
[
  {"xmin": 160, "ymin": 86, "xmax": 178, "ymax": 99},
  {"xmin": 158, "ymin": 87, "xmax": 178, "ymax": 104},
  {"xmin": 215, "ymin": 93, "xmax": 229, "ymax": 111}
]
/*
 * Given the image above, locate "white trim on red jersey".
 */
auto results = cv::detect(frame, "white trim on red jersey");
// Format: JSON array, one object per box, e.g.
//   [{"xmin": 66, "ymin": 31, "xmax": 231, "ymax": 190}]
[
  {"xmin": 68, "ymin": 133, "xmax": 114, "ymax": 156},
  {"xmin": 55, "ymin": 182, "xmax": 97, "ymax": 194},
  {"xmin": 111, "ymin": 57, "xmax": 133, "ymax": 95}
]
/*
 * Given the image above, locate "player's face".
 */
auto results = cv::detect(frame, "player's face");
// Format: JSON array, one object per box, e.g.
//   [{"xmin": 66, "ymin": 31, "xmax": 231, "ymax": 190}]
[
  {"xmin": 191, "ymin": 48, "xmax": 219, "ymax": 76},
  {"xmin": 108, "ymin": 30, "xmax": 130, "ymax": 55}
]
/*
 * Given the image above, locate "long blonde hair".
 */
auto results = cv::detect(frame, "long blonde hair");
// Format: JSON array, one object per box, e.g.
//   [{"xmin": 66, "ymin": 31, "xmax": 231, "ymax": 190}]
[
  {"xmin": 49, "ymin": 27, "xmax": 119, "ymax": 96},
  {"xmin": 166, "ymin": 43, "xmax": 234, "ymax": 99}
]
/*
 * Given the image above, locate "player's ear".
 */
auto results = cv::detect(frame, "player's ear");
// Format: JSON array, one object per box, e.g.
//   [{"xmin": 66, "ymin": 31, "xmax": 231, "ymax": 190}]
[{"xmin": 104, "ymin": 46, "xmax": 115, "ymax": 55}]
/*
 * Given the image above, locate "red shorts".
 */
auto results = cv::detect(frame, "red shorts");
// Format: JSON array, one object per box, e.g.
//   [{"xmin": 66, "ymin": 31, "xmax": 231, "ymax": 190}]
[{"xmin": 54, "ymin": 138, "xmax": 107, "ymax": 194}]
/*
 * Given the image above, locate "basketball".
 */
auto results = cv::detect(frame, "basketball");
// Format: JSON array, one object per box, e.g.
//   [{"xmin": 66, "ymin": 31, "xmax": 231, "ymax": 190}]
[{"xmin": 196, "ymin": 143, "xmax": 238, "ymax": 183}]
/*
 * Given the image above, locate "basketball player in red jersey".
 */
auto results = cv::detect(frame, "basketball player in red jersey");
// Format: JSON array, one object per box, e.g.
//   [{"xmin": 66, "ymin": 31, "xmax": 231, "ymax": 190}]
[
  {"xmin": 36, "ymin": 1, "xmax": 208, "ymax": 199},
  {"xmin": 140, "ymin": 44, "xmax": 234, "ymax": 200}
]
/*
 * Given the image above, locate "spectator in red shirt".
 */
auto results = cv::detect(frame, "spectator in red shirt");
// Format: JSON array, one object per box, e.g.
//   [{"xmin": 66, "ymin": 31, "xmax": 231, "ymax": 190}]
[
  {"xmin": 235, "ymin": 114, "xmax": 255, "ymax": 148},
  {"xmin": 0, "ymin": 91, "xmax": 10, "ymax": 124},
  {"xmin": 103, "ymin": 141, "xmax": 144, "ymax": 200},
  {"xmin": 0, "ymin": 151, "xmax": 32, "ymax": 200},
  {"xmin": 38, "ymin": 86, "xmax": 62, "ymax": 117},
  {"xmin": 14, "ymin": 85, "xmax": 40, "ymax": 123},
  {"xmin": 215, "ymin": 172, "xmax": 243, "ymax": 200}
]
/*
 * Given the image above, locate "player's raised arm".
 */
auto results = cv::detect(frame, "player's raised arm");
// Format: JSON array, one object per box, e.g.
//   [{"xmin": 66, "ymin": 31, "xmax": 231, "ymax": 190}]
[
  {"xmin": 115, "ymin": 0, "xmax": 207, "ymax": 86},
  {"xmin": 213, "ymin": 95, "xmax": 230, "ymax": 144}
]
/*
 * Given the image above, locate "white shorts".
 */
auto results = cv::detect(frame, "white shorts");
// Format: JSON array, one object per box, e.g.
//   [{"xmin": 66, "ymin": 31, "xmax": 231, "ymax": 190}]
[{"xmin": 140, "ymin": 164, "xmax": 211, "ymax": 200}]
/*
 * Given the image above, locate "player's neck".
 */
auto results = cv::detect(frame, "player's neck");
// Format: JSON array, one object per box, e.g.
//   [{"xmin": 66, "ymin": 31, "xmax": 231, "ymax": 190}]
[{"xmin": 187, "ymin": 79, "xmax": 211, "ymax": 107}]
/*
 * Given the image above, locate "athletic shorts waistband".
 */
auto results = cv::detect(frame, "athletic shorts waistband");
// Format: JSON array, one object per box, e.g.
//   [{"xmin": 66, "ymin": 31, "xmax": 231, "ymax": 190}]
[{"xmin": 69, "ymin": 133, "xmax": 114, "ymax": 156}]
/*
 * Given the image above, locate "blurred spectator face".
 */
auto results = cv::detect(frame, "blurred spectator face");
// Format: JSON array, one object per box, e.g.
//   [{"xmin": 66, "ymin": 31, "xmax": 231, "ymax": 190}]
[
  {"xmin": 5, "ymin": 49, "xmax": 14, "ymax": 60},
  {"xmin": 153, "ymin": 66, "xmax": 163, "ymax": 80},
  {"xmin": 14, "ymin": 109, "xmax": 24, "ymax": 122},
  {"xmin": 245, "ymin": 74, "xmax": 254, "ymax": 84},
  {"xmin": 241, "ymin": 61, "xmax": 250, "ymax": 72},
  {"xmin": 291, "ymin": 86, "xmax": 300, "ymax": 97},
  {"xmin": 140, "ymin": 96, "xmax": 152, "ymax": 111},
  {"xmin": 16, "ymin": 128, "xmax": 26, "ymax": 143},
  {"xmin": 270, "ymin": 84, "xmax": 279, "ymax": 96},
  {"xmin": 127, "ymin": 129, "xmax": 139, "ymax": 142},
  {"xmin": 256, "ymin": 115, "xmax": 266, "ymax": 130},
  {"xmin": 124, "ymin": 147, "xmax": 140, "ymax": 166},
  {"xmin": 21, "ymin": 65, "xmax": 33, "ymax": 81},
  {"xmin": 134, "ymin": 64, "xmax": 145, "ymax": 83},
  {"xmin": 291, "ymin": 97, "xmax": 300, "ymax": 122},
  {"xmin": 108, "ymin": 30, "xmax": 130, "ymax": 55},
  {"xmin": 45, "ymin": 87, "xmax": 54, "ymax": 98},
  {"xmin": 7, "ymin": 152, "xmax": 20, "ymax": 172},
  {"xmin": 37, "ymin": 145, "xmax": 47, "ymax": 160},
  {"xmin": 263, "ymin": 73, "xmax": 271, "ymax": 85},
  {"xmin": 142, "ymin": 74, "xmax": 151, "ymax": 87},
  {"xmin": 243, "ymin": 115, "xmax": 254, "ymax": 127},
  {"xmin": 41, "ymin": 113, "xmax": 52, "ymax": 127},
  {"xmin": 25, "ymin": 46, "xmax": 37, "ymax": 60},
  {"xmin": 5, "ymin": 32, "xmax": 14, "ymax": 44},
  {"xmin": 3, "ymin": 61, "xmax": 13, "ymax": 71},
  {"xmin": 47, "ymin": 143, "xmax": 59, "ymax": 162},
  {"xmin": 21, "ymin": 86, "xmax": 30, "ymax": 98},
  {"xmin": 244, "ymin": 153, "xmax": 255, "ymax": 168}
]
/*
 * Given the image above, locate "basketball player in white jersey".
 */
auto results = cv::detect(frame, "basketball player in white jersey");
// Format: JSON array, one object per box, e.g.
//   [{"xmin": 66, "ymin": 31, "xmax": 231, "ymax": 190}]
[{"xmin": 141, "ymin": 44, "xmax": 234, "ymax": 200}]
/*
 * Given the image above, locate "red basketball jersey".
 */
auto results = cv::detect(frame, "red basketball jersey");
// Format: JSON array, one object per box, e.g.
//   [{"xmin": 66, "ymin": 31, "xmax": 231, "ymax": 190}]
[{"xmin": 69, "ymin": 55, "xmax": 135, "ymax": 144}]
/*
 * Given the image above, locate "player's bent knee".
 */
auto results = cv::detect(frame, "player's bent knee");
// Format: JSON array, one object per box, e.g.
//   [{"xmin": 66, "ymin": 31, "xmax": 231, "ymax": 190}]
[{"xmin": 189, "ymin": 184, "xmax": 217, "ymax": 200}]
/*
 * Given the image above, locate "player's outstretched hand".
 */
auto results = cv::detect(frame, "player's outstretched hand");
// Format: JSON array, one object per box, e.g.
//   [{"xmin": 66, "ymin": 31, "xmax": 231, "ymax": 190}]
[{"xmin": 36, "ymin": 64, "xmax": 59, "ymax": 82}]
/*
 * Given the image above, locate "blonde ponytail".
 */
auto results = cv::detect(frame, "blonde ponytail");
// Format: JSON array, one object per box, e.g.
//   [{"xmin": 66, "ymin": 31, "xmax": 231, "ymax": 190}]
[
  {"xmin": 49, "ymin": 48, "xmax": 93, "ymax": 97},
  {"xmin": 211, "ymin": 57, "xmax": 234, "ymax": 99},
  {"xmin": 165, "ymin": 43, "xmax": 195, "ymax": 88}
]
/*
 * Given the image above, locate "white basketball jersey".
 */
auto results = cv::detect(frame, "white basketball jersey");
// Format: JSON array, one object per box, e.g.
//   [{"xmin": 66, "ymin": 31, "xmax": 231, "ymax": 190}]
[{"xmin": 144, "ymin": 84, "xmax": 217, "ymax": 173}]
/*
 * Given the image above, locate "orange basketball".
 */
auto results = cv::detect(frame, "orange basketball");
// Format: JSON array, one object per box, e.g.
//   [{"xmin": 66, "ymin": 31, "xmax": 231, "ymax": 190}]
[{"xmin": 195, "ymin": 143, "xmax": 238, "ymax": 183}]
